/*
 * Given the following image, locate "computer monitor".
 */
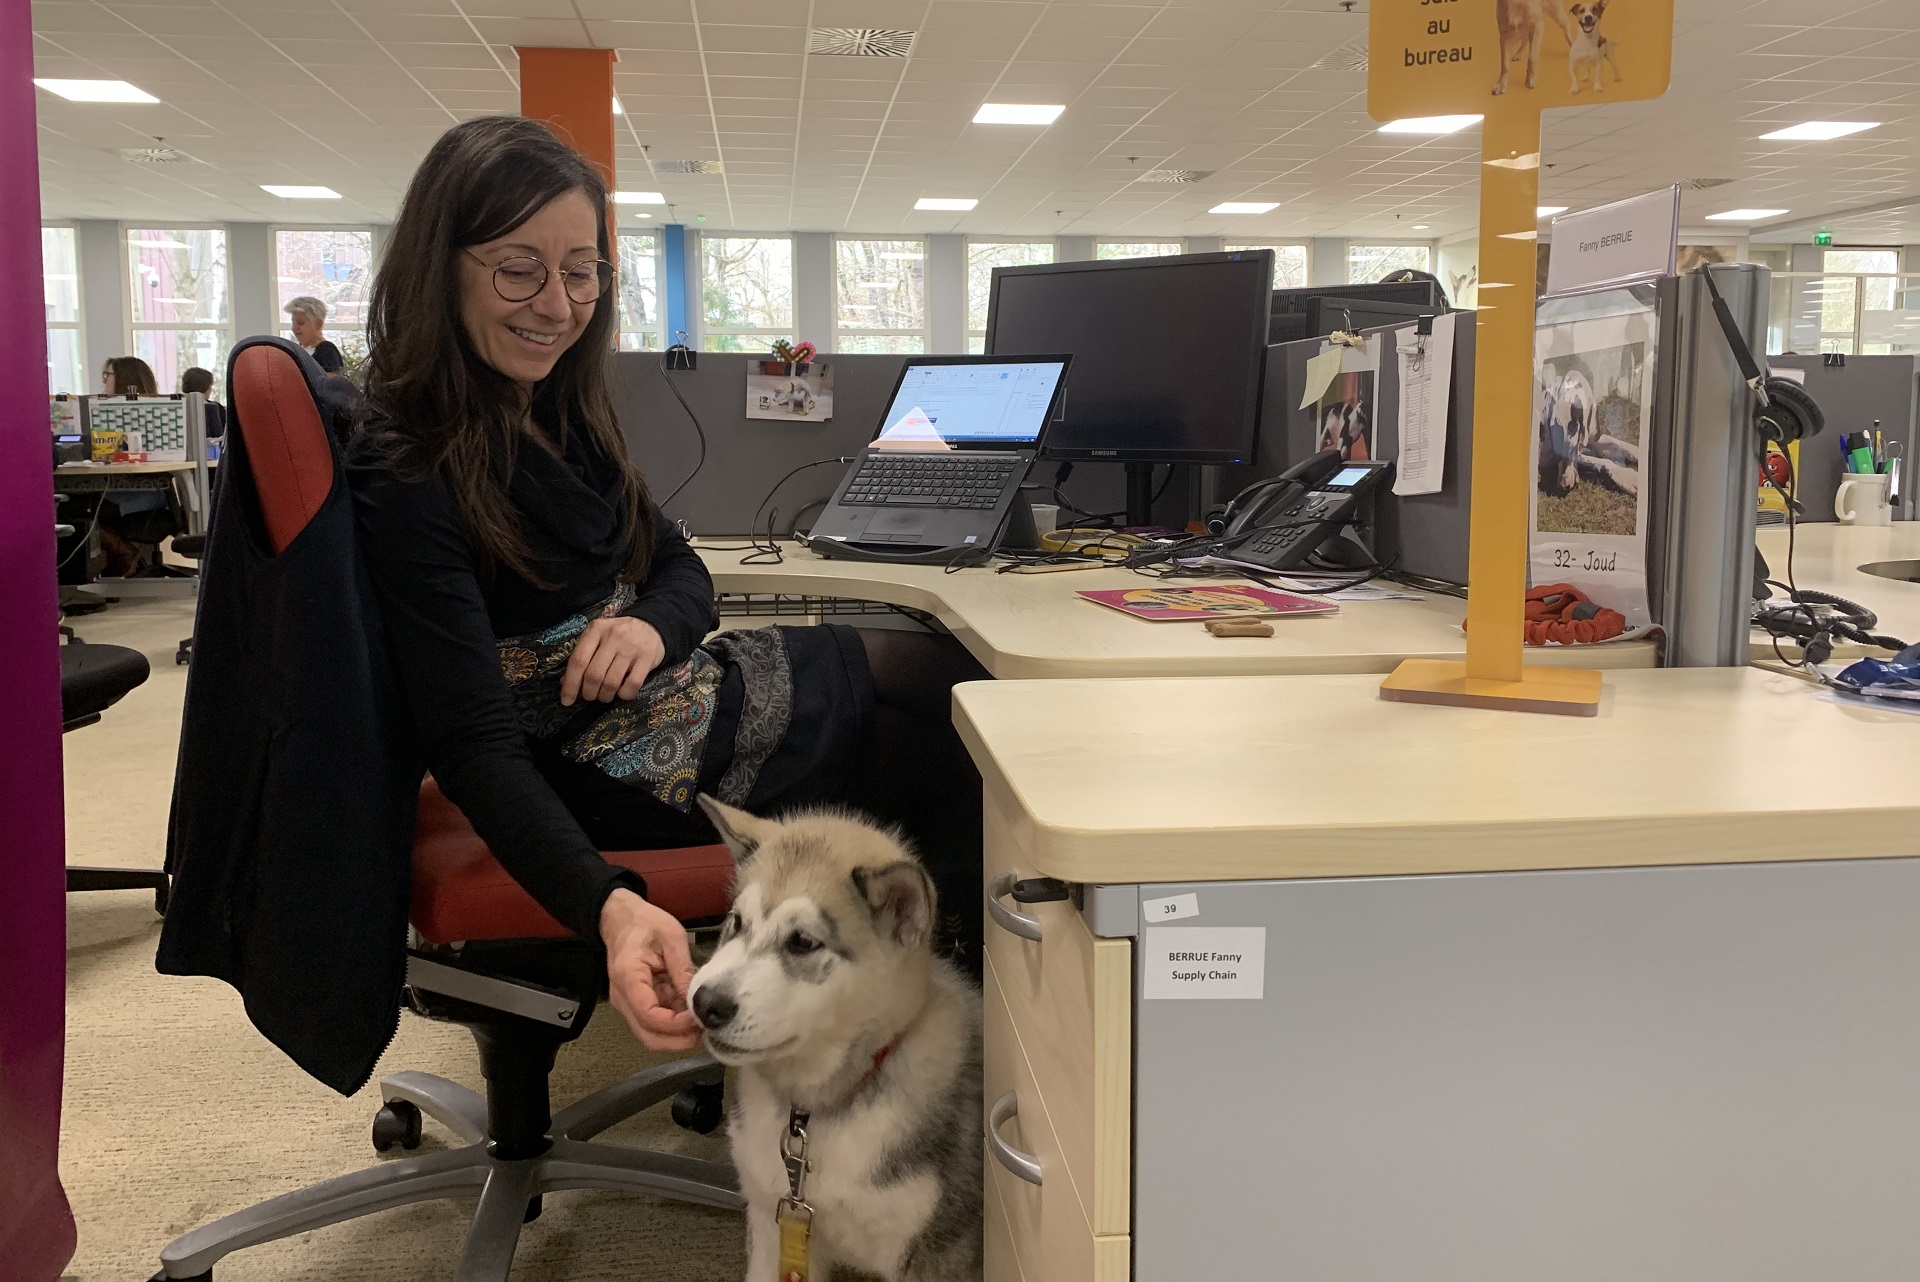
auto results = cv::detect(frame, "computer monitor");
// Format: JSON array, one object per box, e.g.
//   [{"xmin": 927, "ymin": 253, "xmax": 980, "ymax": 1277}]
[
  {"xmin": 1271, "ymin": 279, "xmax": 1444, "ymax": 329},
  {"xmin": 984, "ymin": 250, "xmax": 1274, "ymax": 487},
  {"xmin": 873, "ymin": 356, "xmax": 1070, "ymax": 451}
]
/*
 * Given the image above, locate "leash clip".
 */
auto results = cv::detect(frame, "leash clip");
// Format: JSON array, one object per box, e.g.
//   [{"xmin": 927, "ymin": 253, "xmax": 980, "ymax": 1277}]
[{"xmin": 781, "ymin": 1107, "xmax": 812, "ymax": 1203}]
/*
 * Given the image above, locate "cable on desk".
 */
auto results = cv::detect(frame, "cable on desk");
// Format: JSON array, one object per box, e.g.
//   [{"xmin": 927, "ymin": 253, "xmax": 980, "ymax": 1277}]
[{"xmin": 739, "ymin": 456, "xmax": 855, "ymax": 565}]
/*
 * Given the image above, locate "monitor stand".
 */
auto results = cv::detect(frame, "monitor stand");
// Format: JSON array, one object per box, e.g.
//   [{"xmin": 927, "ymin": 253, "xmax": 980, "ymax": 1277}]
[{"xmin": 1125, "ymin": 462, "xmax": 1157, "ymax": 528}]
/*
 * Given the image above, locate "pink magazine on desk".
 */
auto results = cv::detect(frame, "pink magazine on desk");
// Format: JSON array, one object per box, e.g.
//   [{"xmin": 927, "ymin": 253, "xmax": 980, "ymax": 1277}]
[{"xmin": 1076, "ymin": 585, "xmax": 1338, "ymax": 622}]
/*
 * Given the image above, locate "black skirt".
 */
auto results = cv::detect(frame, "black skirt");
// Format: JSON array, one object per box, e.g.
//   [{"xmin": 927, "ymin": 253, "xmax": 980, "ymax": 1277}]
[{"xmin": 534, "ymin": 624, "xmax": 874, "ymax": 850}]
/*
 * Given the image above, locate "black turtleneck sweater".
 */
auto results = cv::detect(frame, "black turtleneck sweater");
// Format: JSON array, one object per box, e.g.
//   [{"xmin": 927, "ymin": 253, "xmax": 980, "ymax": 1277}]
[{"xmin": 347, "ymin": 421, "xmax": 717, "ymax": 938}]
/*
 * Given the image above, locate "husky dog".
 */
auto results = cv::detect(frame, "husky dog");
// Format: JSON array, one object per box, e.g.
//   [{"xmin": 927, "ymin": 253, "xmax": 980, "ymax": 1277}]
[
  {"xmin": 690, "ymin": 797, "xmax": 983, "ymax": 1282},
  {"xmin": 1493, "ymin": 0, "xmax": 1577, "ymax": 95},
  {"xmin": 1567, "ymin": 0, "xmax": 1623, "ymax": 93}
]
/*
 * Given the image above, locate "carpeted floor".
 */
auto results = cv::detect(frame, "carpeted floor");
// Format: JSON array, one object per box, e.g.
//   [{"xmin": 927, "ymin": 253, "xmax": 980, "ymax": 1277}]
[{"xmin": 58, "ymin": 594, "xmax": 747, "ymax": 1281}]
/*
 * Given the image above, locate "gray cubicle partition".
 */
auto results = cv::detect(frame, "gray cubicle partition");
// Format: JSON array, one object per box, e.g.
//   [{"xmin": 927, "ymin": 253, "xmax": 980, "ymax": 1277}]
[
  {"xmin": 1129, "ymin": 857, "xmax": 1920, "ymax": 1282},
  {"xmin": 1239, "ymin": 315, "xmax": 1479, "ymax": 585},
  {"xmin": 614, "ymin": 351, "xmax": 1137, "ymax": 536},
  {"xmin": 1768, "ymin": 352, "xmax": 1917, "ymax": 522}
]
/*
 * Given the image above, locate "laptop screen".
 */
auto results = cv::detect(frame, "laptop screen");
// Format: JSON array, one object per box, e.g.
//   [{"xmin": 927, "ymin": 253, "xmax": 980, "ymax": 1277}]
[{"xmin": 874, "ymin": 358, "xmax": 1068, "ymax": 451}]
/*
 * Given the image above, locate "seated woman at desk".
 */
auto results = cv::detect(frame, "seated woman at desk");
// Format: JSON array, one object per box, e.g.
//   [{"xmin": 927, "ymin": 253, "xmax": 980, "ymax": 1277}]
[
  {"xmin": 349, "ymin": 116, "xmax": 986, "ymax": 1053},
  {"xmin": 96, "ymin": 356, "xmax": 169, "ymax": 575}
]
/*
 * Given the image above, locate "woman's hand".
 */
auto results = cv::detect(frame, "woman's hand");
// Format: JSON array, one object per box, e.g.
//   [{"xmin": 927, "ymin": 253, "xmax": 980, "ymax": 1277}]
[
  {"xmin": 562, "ymin": 616, "xmax": 665, "ymax": 706},
  {"xmin": 600, "ymin": 887, "xmax": 702, "ymax": 1051}
]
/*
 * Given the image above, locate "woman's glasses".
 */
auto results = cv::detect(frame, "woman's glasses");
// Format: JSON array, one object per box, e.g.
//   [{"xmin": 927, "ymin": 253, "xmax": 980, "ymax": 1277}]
[{"xmin": 466, "ymin": 250, "xmax": 614, "ymax": 304}]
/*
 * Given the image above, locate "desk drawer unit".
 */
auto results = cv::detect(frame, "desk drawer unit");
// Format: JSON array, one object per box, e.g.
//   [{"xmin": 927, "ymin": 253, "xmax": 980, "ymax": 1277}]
[{"xmin": 982, "ymin": 792, "xmax": 1132, "ymax": 1281}]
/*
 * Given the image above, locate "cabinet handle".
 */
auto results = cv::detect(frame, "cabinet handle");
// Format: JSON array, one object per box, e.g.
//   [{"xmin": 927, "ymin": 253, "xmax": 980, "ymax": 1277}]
[
  {"xmin": 987, "ymin": 1091, "xmax": 1043, "ymax": 1185},
  {"xmin": 987, "ymin": 871, "xmax": 1043, "ymax": 942}
]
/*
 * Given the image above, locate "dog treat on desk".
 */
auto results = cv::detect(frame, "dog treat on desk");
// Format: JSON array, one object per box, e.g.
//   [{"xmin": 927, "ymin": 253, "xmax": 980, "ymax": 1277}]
[{"xmin": 1207, "ymin": 618, "xmax": 1276, "ymax": 638}]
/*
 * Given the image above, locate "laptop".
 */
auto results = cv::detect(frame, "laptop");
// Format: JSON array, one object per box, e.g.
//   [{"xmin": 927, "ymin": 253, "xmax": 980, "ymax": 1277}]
[{"xmin": 809, "ymin": 354, "xmax": 1071, "ymax": 559}]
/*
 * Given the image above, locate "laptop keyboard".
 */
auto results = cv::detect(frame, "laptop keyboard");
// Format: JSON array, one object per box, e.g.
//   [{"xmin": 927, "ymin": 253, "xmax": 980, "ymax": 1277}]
[{"xmin": 840, "ymin": 455, "xmax": 1021, "ymax": 510}]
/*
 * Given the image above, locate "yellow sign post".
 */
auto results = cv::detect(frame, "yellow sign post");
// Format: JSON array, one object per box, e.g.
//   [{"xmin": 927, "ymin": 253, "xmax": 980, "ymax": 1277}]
[{"xmin": 1372, "ymin": 0, "xmax": 1673, "ymax": 716}]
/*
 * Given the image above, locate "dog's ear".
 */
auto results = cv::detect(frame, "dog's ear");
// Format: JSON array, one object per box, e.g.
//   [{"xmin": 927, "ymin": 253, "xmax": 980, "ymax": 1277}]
[
  {"xmin": 850, "ymin": 861, "xmax": 937, "ymax": 950},
  {"xmin": 697, "ymin": 795, "xmax": 773, "ymax": 865}
]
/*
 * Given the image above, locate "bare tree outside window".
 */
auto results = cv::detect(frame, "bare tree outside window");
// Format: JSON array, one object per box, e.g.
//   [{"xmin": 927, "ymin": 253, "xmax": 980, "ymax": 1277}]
[
  {"xmin": 1096, "ymin": 241, "xmax": 1182, "ymax": 260},
  {"xmin": 836, "ymin": 237, "xmax": 926, "ymax": 354},
  {"xmin": 128, "ymin": 227, "xmax": 230, "ymax": 395},
  {"xmin": 617, "ymin": 232, "xmax": 663, "ymax": 351},
  {"xmin": 967, "ymin": 240, "xmax": 1053, "ymax": 352},
  {"xmin": 1347, "ymin": 243, "xmax": 1431, "ymax": 284},
  {"xmin": 1224, "ymin": 243, "xmax": 1310, "ymax": 290},
  {"xmin": 702, "ymin": 235, "xmax": 793, "ymax": 353}
]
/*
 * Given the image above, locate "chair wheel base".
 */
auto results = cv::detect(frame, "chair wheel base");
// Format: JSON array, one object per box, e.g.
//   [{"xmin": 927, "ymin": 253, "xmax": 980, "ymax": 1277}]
[
  {"xmin": 371, "ymin": 1100, "xmax": 423, "ymax": 1153},
  {"xmin": 151, "ymin": 1271, "xmax": 212, "ymax": 1281},
  {"xmin": 671, "ymin": 1081, "xmax": 726, "ymax": 1134}
]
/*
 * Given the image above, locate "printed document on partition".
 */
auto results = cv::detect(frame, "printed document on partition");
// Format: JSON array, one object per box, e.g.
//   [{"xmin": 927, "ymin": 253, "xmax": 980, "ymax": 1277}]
[{"xmin": 1391, "ymin": 312, "xmax": 1455, "ymax": 496}]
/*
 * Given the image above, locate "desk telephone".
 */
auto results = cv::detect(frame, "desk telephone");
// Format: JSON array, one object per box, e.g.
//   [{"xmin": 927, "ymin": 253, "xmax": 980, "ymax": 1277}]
[{"xmin": 1215, "ymin": 449, "xmax": 1394, "ymax": 571}]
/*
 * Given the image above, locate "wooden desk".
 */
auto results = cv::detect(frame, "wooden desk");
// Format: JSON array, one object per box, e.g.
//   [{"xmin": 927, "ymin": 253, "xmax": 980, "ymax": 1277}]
[
  {"xmin": 1754, "ymin": 523, "xmax": 1920, "ymax": 658},
  {"xmin": 956, "ymin": 668, "xmax": 1920, "ymax": 1282},
  {"xmin": 56, "ymin": 460, "xmax": 209, "ymax": 476},
  {"xmin": 697, "ymin": 546, "xmax": 1659, "ymax": 679}
]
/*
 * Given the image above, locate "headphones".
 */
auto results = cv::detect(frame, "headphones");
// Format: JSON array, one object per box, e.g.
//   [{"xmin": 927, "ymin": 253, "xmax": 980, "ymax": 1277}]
[{"xmin": 1698, "ymin": 266, "xmax": 1825, "ymax": 445}]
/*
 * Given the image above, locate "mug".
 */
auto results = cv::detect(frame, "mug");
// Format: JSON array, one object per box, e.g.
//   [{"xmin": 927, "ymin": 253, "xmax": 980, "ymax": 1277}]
[{"xmin": 1834, "ymin": 471, "xmax": 1893, "ymax": 526}]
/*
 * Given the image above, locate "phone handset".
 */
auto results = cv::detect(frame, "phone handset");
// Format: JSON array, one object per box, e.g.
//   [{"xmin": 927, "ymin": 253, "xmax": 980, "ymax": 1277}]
[{"xmin": 1215, "ymin": 448, "xmax": 1346, "ymax": 539}]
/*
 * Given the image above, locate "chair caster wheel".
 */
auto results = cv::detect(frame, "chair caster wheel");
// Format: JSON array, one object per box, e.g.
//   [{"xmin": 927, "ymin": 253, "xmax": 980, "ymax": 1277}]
[
  {"xmin": 523, "ymin": 1193, "xmax": 544, "ymax": 1223},
  {"xmin": 671, "ymin": 1081, "xmax": 725, "ymax": 1134},
  {"xmin": 372, "ymin": 1099, "xmax": 423, "ymax": 1152},
  {"xmin": 175, "ymin": 647, "xmax": 190, "ymax": 666}
]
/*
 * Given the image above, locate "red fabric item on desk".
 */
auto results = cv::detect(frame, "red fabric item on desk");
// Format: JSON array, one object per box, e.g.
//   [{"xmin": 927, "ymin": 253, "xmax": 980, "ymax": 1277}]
[
  {"xmin": 1523, "ymin": 583, "xmax": 1627, "ymax": 645},
  {"xmin": 410, "ymin": 780, "xmax": 735, "ymax": 945}
]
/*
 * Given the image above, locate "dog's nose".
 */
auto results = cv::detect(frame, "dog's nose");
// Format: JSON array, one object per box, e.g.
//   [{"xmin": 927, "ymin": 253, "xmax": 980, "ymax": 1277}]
[{"xmin": 692, "ymin": 986, "xmax": 738, "ymax": 1030}]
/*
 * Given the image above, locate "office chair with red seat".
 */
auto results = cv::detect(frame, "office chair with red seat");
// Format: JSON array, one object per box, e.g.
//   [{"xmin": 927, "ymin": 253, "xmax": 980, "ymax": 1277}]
[{"xmin": 153, "ymin": 341, "xmax": 742, "ymax": 1282}]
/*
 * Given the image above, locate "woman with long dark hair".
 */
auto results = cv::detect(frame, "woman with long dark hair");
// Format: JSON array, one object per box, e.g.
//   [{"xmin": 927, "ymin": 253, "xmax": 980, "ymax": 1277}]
[{"xmin": 349, "ymin": 117, "xmax": 986, "ymax": 1052}]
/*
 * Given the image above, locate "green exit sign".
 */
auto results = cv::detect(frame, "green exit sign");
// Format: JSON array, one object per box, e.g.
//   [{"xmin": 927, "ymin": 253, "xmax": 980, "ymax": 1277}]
[{"xmin": 1815, "ymin": 231, "xmax": 1834, "ymax": 247}]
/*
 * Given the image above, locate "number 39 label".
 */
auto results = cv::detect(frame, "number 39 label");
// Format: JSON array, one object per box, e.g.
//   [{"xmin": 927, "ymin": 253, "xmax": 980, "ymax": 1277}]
[{"xmin": 1142, "ymin": 892, "xmax": 1200, "ymax": 922}]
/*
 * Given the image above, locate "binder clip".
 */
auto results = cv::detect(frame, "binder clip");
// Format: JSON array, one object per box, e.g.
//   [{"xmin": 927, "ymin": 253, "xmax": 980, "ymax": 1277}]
[
  {"xmin": 1823, "ymin": 351, "xmax": 1846, "ymax": 369},
  {"xmin": 1327, "ymin": 309, "xmax": 1368, "ymax": 348},
  {"xmin": 1404, "ymin": 313, "xmax": 1435, "ymax": 366},
  {"xmin": 666, "ymin": 331, "xmax": 697, "ymax": 371}
]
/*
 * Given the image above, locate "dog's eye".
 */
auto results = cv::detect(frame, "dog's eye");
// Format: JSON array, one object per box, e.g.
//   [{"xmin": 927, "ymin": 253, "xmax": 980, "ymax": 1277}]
[
  {"xmin": 783, "ymin": 932, "xmax": 823, "ymax": 957},
  {"xmin": 719, "ymin": 912, "xmax": 742, "ymax": 943}
]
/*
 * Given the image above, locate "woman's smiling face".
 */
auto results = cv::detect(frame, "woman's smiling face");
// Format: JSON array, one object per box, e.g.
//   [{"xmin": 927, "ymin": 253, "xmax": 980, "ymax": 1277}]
[{"xmin": 458, "ymin": 188, "xmax": 601, "ymax": 393}]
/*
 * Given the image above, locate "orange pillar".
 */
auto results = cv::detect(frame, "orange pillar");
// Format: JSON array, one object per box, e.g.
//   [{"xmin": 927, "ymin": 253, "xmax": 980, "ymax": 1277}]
[{"xmin": 517, "ymin": 46, "xmax": 616, "ymax": 190}]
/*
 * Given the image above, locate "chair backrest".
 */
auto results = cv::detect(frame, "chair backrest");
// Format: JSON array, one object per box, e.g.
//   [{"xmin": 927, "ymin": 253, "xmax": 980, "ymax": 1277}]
[{"xmin": 229, "ymin": 344, "xmax": 335, "ymax": 554}]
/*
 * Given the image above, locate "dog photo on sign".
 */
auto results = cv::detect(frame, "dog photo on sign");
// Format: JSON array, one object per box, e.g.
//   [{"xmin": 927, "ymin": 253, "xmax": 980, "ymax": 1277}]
[
  {"xmin": 1534, "ymin": 339, "xmax": 1646, "ymax": 535},
  {"xmin": 1492, "ymin": 0, "xmax": 1623, "ymax": 97}
]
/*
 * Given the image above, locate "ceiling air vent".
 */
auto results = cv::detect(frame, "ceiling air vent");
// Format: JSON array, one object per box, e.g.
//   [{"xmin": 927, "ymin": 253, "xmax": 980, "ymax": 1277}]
[
  {"xmin": 655, "ymin": 159, "xmax": 724, "ymax": 175},
  {"xmin": 1137, "ymin": 169, "xmax": 1214, "ymax": 184},
  {"xmin": 1681, "ymin": 177, "xmax": 1737, "ymax": 190},
  {"xmin": 119, "ymin": 146, "xmax": 193, "ymax": 163},
  {"xmin": 808, "ymin": 28, "xmax": 915, "ymax": 57},
  {"xmin": 1311, "ymin": 42, "xmax": 1369, "ymax": 72}
]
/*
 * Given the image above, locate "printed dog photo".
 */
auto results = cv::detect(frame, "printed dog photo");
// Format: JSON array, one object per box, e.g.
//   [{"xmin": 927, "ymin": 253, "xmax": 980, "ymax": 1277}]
[
  {"xmin": 1493, "ymin": 0, "xmax": 1624, "ymax": 96},
  {"xmin": 1316, "ymin": 371, "xmax": 1374, "ymax": 462},
  {"xmin": 1535, "ymin": 341, "xmax": 1647, "ymax": 536}
]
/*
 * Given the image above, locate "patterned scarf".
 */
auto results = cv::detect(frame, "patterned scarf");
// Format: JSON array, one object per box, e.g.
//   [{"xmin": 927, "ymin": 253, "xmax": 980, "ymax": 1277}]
[{"xmin": 497, "ymin": 584, "xmax": 722, "ymax": 811}]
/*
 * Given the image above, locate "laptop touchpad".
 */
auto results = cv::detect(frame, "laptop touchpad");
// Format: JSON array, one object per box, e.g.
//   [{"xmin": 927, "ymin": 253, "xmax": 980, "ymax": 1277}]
[{"xmin": 865, "ymin": 509, "xmax": 931, "ymax": 539}]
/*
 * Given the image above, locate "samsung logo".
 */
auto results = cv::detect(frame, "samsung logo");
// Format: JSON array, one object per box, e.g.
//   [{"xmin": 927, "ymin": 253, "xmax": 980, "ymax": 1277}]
[{"xmin": 1091, "ymin": 449, "xmax": 1118, "ymax": 457}]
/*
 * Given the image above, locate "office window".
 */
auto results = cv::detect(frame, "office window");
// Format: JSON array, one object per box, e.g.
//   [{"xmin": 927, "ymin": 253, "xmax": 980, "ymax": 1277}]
[
  {"xmin": 43, "ymin": 226, "xmax": 84, "ymax": 394},
  {"xmin": 617, "ymin": 231, "xmax": 663, "ymax": 351},
  {"xmin": 1097, "ymin": 241, "xmax": 1182, "ymax": 260},
  {"xmin": 1224, "ymin": 242, "xmax": 1310, "ymax": 290},
  {"xmin": 967, "ymin": 240, "xmax": 1054, "ymax": 353},
  {"xmin": 127, "ymin": 227, "xmax": 229, "ymax": 395},
  {"xmin": 1347, "ymin": 243, "xmax": 1431, "ymax": 283},
  {"xmin": 836, "ymin": 237, "xmax": 927, "ymax": 354},
  {"xmin": 274, "ymin": 228, "xmax": 373, "ymax": 372},
  {"xmin": 701, "ymin": 235, "xmax": 793, "ymax": 353}
]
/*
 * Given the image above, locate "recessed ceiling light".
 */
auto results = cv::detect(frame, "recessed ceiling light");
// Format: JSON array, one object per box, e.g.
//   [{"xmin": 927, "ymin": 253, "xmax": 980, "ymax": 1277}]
[
  {"xmin": 34, "ymin": 78, "xmax": 158, "ymax": 103},
  {"xmin": 1760, "ymin": 121, "xmax": 1877, "ymax": 141},
  {"xmin": 973, "ymin": 103, "xmax": 1064, "ymax": 125},
  {"xmin": 614, "ymin": 191, "xmax": 667, "ymax": 204},
  {"xmin": 1378, "ymin": 115, "xmax": 1482, "ymax": 135},
  {"xmin": 915, "ymin": 197, "xmax": 977, "ymax": 211},
  {"xmin": 1706, "ymin": 208, "xmax": 1788, "ymax": 221},
  {"xmin": 1538, "ymin": 205, "xmax": 1568, "ymax": 217},
  {"xmin": 1210, "ymin": 201, "xmax": 1279, "ymax": 215},
  {"xmin": 260, "ymin": 185, "xmax": 341, "ymax": 199},
  {"xmin": 1411, "ymin": 224, "xmax": 1430, "ymax": 230},
  {"xmin": 612, "ymin": 97, "xmax": 623, "ymax": 116}
]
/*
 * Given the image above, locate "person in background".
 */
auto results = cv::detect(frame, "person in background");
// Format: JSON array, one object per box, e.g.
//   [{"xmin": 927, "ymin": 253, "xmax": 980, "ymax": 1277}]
[
  {"xmin": 100, "ymin": 356, "xmax": 158, "ymax": 396},
  {"xmin": 285, "ymin": 295, "xmax": 345, "ymax": 373},
  {"xmin": 181, "ymin": 367, "xmax": 226, "ymax": 438}
]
